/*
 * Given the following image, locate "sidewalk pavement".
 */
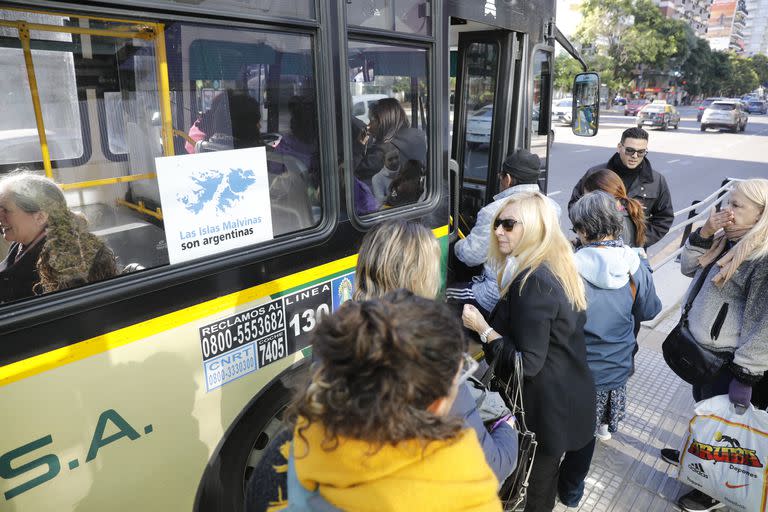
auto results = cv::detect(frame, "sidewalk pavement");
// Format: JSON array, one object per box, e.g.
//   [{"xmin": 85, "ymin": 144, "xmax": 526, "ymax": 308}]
[{"xmin": 551, "ymin": 244, "xmax": 728, "ymax": 511}]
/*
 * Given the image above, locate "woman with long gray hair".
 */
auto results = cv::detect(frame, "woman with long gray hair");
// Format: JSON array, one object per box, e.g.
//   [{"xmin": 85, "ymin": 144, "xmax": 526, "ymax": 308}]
[{"xmin": 0, "ymin": 171, "xmax": 117, "ymax": 302}]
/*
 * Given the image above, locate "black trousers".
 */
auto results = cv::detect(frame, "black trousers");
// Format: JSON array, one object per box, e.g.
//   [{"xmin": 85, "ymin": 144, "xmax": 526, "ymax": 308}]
[
  {"xmin": 693, "ymin": 366, "xmax": 768, "ymax": 409},
  {"xmin": 524, "ymin": 438, "xmax": 596, "ymax": 512}
]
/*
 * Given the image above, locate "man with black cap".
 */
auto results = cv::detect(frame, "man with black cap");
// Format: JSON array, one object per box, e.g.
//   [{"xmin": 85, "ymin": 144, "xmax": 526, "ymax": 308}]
[
  {"xmin": 446, "ymin": 149, "xmax": 560, "ymax": 315},
  {"xmin": 568, "ymin": 127, "xmax": 673, "ymax": 248}
]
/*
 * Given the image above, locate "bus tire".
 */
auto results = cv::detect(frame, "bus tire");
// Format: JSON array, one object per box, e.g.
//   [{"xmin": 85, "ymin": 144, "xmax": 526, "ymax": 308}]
[{"xmin": 194, "ymin": 361, "xmax": 308, "ymax": 512}]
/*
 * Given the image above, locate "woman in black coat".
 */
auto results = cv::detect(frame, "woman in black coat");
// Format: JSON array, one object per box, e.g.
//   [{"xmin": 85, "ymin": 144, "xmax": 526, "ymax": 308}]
[{"xmin": 463, "ymin": 191, "xmax": 597, "ymax": 512}]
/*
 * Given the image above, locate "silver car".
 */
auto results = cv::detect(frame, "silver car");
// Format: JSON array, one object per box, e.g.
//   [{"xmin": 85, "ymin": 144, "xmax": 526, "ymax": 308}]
[
  {"xmin": 700, "ymin": 100, "xmax": 748, "ymax": 133},
  {"xmin": 551, "ymin": 98, "xmax": 573, "ymax": 125},
  {"xmin": 636, "ymin": 103, "xmax": 680, "ymax": 130}
]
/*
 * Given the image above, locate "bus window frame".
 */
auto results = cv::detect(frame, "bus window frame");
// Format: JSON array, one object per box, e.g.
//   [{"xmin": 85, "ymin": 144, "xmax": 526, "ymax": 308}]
[
  {"xmin": 97, "ymin": 91, "xmax": 129, "ymax": 162},
  {"xmin": 527, "ymin": 43, "xmax": 553, "ymax": 192},
  {"xmin": 87, "ymin": 0, "xmax": 319, "ymax": 25},
  {"xmin": 0, "ymin": 52, "xmax": 93, "ymax": 171},
  {"xmin": 0, "ymin": 3, "xmax": 341, "ymax": 333},
  {"xmin": 342, "ymin": 32, "xmax": 441, "ymax": 229}
]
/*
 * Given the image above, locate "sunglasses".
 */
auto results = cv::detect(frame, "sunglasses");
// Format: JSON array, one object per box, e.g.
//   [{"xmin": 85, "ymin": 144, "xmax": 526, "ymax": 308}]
[
  {"xmin": 493, "ymin": 217, "xmax": 519, "ymax": 232},
  {"xmin": 456, "ymin": 352, "xmax": 480, "ymax": 386},
  {"xmin": 622, "ymin": 146, "xmax": 648, "ymax": 157}
]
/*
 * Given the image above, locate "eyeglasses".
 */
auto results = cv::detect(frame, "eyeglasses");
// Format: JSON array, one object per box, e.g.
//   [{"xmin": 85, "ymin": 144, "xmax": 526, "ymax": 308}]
[
  {"xmin": 457, "ymin": 352, "xmax": 480, "ymax": 386},
  {"xmin": 622, "ymin": 145, "xmax": 648, "ymax": 157},
  {"xmin": 493, "ymin": 217, "xmax": 519, "ymax": 232}
]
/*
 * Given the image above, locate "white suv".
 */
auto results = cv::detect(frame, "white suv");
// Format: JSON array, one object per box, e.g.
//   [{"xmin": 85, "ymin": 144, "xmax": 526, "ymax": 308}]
[{"xmin": 700, "ymin": 100, "xmax": 748, "ymax": 133}]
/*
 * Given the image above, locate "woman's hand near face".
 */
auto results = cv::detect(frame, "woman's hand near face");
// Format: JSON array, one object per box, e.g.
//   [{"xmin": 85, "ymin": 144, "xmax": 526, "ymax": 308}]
[
  {"xmin": 462, "ymin": 304, "xmax": 489, "ymax": 334},
  {"xmin": 701, "ymin": 208, "xmax": 735, "ymax": 238}
]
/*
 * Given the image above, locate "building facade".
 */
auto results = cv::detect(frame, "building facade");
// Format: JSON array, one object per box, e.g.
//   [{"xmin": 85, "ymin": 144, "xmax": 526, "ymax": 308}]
[
  {"xmin": 744, "ymin": 0, "xmax": 768, "ymax": 55},
  {"xmin": 655, "ymin": 0, "xmax": 714, "ymax": 35},
  {"xmin": 705, "ymin": 0, "xmax": 749, "ymax": 52}
]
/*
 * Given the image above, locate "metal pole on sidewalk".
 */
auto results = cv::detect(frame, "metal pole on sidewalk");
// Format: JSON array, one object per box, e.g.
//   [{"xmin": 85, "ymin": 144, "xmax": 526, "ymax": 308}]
[{"xmin": 679, "ymin": 200, "xmax": 699, "ymax": 248}]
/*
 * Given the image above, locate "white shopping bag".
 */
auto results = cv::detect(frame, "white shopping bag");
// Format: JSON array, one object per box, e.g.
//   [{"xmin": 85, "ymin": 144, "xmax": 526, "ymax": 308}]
[{"xmin": 678, "ymin": 395, "xmax": 768, "ymax": 512}]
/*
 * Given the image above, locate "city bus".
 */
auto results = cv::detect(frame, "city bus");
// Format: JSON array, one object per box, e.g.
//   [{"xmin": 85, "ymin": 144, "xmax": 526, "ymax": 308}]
[{"xmin": 0, "ymin": 0, "xmax": 596, "ymax": 510}]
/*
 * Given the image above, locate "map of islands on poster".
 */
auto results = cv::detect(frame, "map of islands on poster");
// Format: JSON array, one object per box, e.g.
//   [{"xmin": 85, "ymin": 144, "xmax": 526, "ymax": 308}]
[{"xmin": 155, "ymin": 147, "xmax": 273, "ymax": 264}]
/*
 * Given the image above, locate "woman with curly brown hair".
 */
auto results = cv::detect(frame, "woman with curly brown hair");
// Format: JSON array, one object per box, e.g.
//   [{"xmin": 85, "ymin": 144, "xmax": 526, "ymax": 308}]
[{"xmin": 247, "ymin": 291, "xmax": 502, "ymax": 511}]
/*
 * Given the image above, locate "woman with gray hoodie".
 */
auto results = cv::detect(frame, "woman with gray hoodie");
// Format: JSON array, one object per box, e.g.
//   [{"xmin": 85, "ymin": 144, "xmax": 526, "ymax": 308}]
[{"xmin": 557, "ymin": 191, "xmax": 662, "ymax": 507}]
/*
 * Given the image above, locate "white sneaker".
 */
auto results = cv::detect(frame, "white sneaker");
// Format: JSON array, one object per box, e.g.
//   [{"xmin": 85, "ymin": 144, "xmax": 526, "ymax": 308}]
[{"xmin": 596, "ymin": 424, "xmax": 611, "ymax": 441}]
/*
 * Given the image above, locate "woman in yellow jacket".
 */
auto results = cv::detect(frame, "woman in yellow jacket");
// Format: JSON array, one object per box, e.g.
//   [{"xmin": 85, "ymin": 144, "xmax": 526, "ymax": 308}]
[{"xmin": 246, "ymin": 290, "xmax": 501, "ymax": 511}]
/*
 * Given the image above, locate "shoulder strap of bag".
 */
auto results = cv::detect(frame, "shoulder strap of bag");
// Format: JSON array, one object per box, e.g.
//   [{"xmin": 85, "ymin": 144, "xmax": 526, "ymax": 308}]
[
  {"xmin": 682, "ymin": 253, "xmax": 725, "ymax": 320},
  {"xmin": 628, "ymin": 273, "xmax": 637, "ymax": 302}
]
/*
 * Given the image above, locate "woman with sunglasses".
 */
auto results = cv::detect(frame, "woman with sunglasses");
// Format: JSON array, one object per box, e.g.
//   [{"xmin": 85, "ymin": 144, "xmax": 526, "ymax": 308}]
[
  {"xmin": 462, "ymin": 191, "xmax": 596, "ymax": 512},
  {"xmin": 248, "ymin": 291, "xmax": 503, "ymax": 511}
]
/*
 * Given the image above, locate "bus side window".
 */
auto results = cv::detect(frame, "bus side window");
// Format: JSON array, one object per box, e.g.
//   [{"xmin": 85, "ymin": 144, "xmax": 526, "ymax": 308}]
[
  {"xmin": 0, "ymin": 9, "xmax": 324, "ymax": 305},
  {"xmin": 0, "ymin": 27, "xmax": 85, "ymax": 169},
  {"xmin": 347, "ymin": 40, "xmax": 430, "ymax": 216},
  {"xmin": 530, "ymin": 48, "xmax": 553, "ymax": 177}
]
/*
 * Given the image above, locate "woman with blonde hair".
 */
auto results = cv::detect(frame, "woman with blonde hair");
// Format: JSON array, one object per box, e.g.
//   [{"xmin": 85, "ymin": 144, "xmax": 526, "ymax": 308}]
[
  {"xmin": 353, "ymin": 220, "xmax": 441, "ymax": 301},
  {"xmin": 660, "ymin": 178, "xmax": 768, "ymax": 512},
  {"xmin": 462, "ymin": 191, "xmax": 596, "ymax": 512}
]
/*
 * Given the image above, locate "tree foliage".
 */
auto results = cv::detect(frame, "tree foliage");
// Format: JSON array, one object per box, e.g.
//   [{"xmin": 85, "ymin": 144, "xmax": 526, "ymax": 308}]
[
  {"xmin": 749, "ymin": 54, "xmax": 768, "ymax": 87},
  {"xmin": 554, "ymin": 53, "xmax": 583, "ymax": 93},
  {"xmin": 575, "ymin": 0, "xmax": 690, "ymax": 100},
  {"xmin": 574, "ymin": 0, "xmax": 764, "ymax": 100}
]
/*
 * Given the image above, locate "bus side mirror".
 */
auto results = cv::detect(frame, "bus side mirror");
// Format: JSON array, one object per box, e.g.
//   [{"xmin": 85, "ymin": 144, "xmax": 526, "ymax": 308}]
[{"xmin": 572, "ymin": 72, "xmax": 600, "ymax": 137}]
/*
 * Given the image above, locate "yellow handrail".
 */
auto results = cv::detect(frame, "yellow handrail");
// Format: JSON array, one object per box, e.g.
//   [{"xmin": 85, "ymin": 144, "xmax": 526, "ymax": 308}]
[
  {"xmin": 117, "ymin": 199, "xmax": 163, "ymax": 221},
  {"xmin": 153, "ymin": 22, "xmax": 175, "ymax": 157},
  {"xmin": 0, "ymin": 20, "xmax": 154, "ymax": 40},
  {"xmin": 17, "ymin": 23, "xmax": 53, "ymax": 179},
  {"xmin": 60, "ymin": 173, "xmax": 157, "ymax": 191}
]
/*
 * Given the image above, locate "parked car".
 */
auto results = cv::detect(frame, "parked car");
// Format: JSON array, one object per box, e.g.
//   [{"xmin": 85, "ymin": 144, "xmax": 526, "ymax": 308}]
[
  {"xmin": 624, "ymin": 99, "xmax": 648, "ymax": 116},
  {"xmin": 614, "ymin": 96, "xmax": 627, "ymax": 105},
  {"xmin": 466, "ymin": 104, "xmax": 493, "ymax": 149},
  {"xmin": 551, "ymin": 98, "xmax": 573, "ymax": 125},
  {"xmin": 700, "ymin": 100, "xmax": 748, "ymax": 132},
  {"xmin": 747, "ymin": 100, "xmax": 767, "ymax": 115},
  {"xmin": 696, "ymin": 97, "xmax": 722, "ymax": 122},
  {"xmin": 637, "ymin": 103, "xmax": 680, "ymax": 130}
]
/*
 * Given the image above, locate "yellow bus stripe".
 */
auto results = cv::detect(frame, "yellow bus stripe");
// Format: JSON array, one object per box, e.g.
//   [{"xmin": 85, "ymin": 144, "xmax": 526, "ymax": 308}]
[{"xmin": 0, "ymin": 226, "xmax": 449, "ymax": 387}]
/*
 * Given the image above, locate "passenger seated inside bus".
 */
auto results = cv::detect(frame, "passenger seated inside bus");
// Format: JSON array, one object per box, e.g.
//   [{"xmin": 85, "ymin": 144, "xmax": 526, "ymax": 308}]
[
  {"xmin": 0, "ymin": 171, "xmax": 118, "ymax": 303},
  {"xmin": 371, "ymin": 142, "xmax": 400, "ymax": 203},
  {"xmin": 353, "ymin": 97, "xmax": 427, "ymax": 213},
  {"xmin": 193, "ymin": 89, "xmax": 316, "ymax": 236}
]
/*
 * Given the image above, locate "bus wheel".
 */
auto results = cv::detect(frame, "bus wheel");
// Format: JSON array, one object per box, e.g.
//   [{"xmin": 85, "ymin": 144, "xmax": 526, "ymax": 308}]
[{"xmin": 194, "ymin": 363, "xmax": 308, "ymax": 512}]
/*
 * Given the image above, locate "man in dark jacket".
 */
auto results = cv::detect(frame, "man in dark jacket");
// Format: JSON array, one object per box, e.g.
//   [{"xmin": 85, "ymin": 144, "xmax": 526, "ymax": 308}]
[{"xmin": 568, "ymin": 127, "xmax": 674, "ymax": 248}]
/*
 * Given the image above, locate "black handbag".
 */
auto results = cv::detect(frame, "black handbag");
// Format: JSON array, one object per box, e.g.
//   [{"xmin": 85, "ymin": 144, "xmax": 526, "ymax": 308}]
[
  {"xmin": 484, "ymin": 351, "xmax": 537, "ymax": 512},
  {"xmin": 662, "ymin": 257, "xmax": 731, "ymax": 385}
]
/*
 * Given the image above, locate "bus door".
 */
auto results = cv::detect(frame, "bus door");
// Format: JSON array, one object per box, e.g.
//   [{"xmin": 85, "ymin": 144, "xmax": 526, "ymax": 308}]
[{"xmin": 449, "ymin": 27, "xmax": 519, "ymax": 281}]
